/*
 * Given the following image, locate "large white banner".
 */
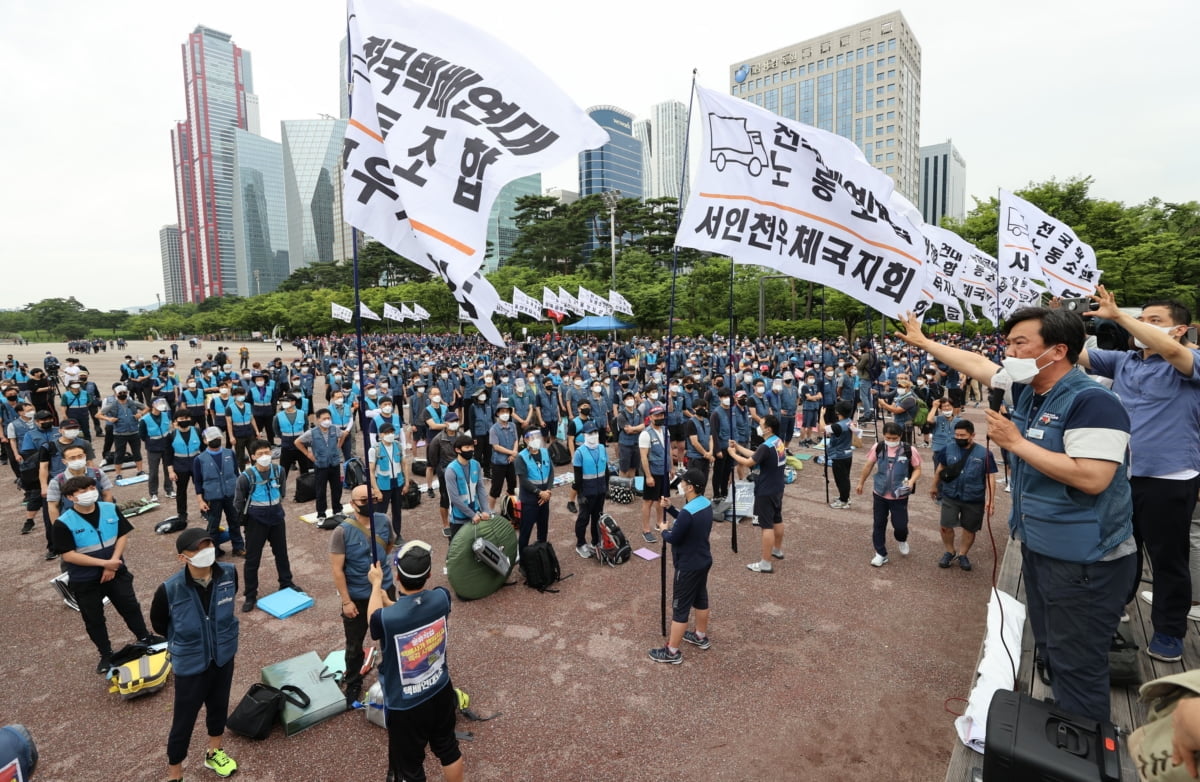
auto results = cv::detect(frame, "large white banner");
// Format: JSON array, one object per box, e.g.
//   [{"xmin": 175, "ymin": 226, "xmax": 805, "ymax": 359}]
[
  {"xmin": 411, "ymin": 303, "xmax": 431, "ymax": 321},
  {"xmin": 343, "ymin": 0, "xmax": 607, "ymax": 346},
  {"xmin": 542, "ymin": 286, "xmax": 561, "ymax": 313},
  {"xmin": 511, "ymin": 286, "xmax": 543, "ymax": 319},
  {"xmin": 998, "ymin": 189, "xmax": 1099, "ymax": 298},
  {"xmin": 494, "ymin": 300, "xmax": 517, "ymax": 318},
  {"xmin": 557, "ymin": 286, "xmax": 585, "ymax": 316},
  {"xmin": 608, "ymin": 289, "xmax": 633, "ymax": 316},
  {"xmin": 383, "ymin": 302, "xmax": 406, "ymax": 321},
  {"xmin": 400, "ymin": 303, "xmax": 417, "ymax": 321},
  {"xmin": 332, "ymin": 302, "xmax": 354, "ymax": 323},
  {"xmin": 359, "ymin": 302, "xmax": 382, "ymax": 321},
  {"xmin": 675, "ymin": 86, "xmax": 934, "ymax": 318},
  {"xmin": 577, "ymin": 286, "xmax": 613, "ymax": 316}
]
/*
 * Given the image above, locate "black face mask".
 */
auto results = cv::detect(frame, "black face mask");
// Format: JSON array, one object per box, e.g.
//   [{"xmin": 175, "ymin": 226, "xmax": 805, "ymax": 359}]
[
  {"xmin": 458, "ymin": 450, "xmax": 474, "ymax": 460},
  {"xmin": 39, "ymin": 422, "xmax": 53, "ymax": 430},
  {"xmin": 208, "ymin": 440, "xmax": 223, "ymax": 450},
  {"xmin": 651, "ymin": 418, "xmax": 665, "ymax": 426},
  {"xmin": 353, "ymin": 502, "xmax": 370, "ymax": 515},
  {"xmin": 579, "ymin": 409, "xmax": 591, "ymax": 418},
  {"xmin": 177, "ymin": 421, "xmax": 192, "ymax": 428},
  {"xmin": 4, "ymin": 395, "xmax": 15, "ymax": 402},
  {"xmin": 117, "ymin": 393, "xmax": 128, "ymax": 400},
  {"xmin": 955, "ymin": 439, "xmax": 971, "ymax": 448},
  {"xmin": 694, "ymin": 408, "xmax": 708, "ymax": 418}
]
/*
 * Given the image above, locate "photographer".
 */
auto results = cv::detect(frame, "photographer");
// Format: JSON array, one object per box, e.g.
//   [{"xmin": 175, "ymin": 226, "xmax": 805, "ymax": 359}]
[{"xmin": 1077, "ymin": 286, "xmax": 1200, "ymax": 663}]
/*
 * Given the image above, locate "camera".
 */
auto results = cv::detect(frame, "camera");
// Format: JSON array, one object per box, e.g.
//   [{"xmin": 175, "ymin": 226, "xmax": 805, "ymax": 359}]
[{"xmin": 1061, "ymin": 298, "xmax": 1099, "ymax": 314}]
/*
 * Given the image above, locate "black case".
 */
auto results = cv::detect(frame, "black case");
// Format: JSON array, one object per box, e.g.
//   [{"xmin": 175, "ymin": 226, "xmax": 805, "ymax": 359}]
[{"xmin": 983, "ymin": 690, "xmax": 1121, "ymax": 781}]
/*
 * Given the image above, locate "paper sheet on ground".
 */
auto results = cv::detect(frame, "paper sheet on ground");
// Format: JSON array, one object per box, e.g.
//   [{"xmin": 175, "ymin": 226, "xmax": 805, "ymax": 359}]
[
  {"xmin": 633, "ymin": 547, "xmax": 659, "ymax": 561},
  {"xmin": 955, "ymin": 588, "xmax": 1027, "ymax": 753}
]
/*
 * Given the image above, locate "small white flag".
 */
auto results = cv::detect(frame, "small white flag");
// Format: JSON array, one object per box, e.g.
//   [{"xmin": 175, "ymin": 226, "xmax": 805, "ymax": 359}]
[
  {"xmin": 495, "ymin": 300, "xmax": 517, "ymax": 317},
  {"xmin": 998, "ymin": 189, "xmax": 1100, "ymax": 297},
  {"xmin": 359, "ymin": 302, "xmax": 382, "ymax": 321},
  {"xmin": 558, "ymin": 286, "xmax": 585, "ymax": 316},
  {"xmin": 383, "ymin": 303, "xmax": 405, "ymax": 321},
  {"xmin": 331, "ymin": 302, "xmax": 354, "ymax": 323},
  {"xmin": 608, "ymin": 289, "xmax": 633, "ymax": 316},
  {"xmin": 400, "ymin": 303, "xmax": 416, "ymax": 321},
  {"xmin": 542, "ymin": 286, "xmax": 561, "ymax": 312},
  {"xmin": 412, "ymin": 303, "xmax": 431, "ymax": 321},
  {"xmin": 578, "ymin": 286, "xmax": 613, "ymax": 316}
]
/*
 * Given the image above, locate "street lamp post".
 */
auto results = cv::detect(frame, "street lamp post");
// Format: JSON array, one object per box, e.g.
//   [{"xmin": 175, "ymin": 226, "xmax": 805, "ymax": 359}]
[{"xmin": 600, "ymin": 189, "xmax": 621, "ymax": 291}]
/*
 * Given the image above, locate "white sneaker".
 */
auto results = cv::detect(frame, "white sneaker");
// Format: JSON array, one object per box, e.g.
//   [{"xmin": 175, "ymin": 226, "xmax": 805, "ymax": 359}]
[
  {"xmin": 870, "ymin": 554, "xmax": 888, "ymax": 567},
  {"xmin": 898, "ymin": 541, "xmax": 910, "ymax": 556},
  {"xmin": 576, "ymin": 544, "xmax": 594, "ymax": 559},
  {"xmin": 1004, "ymin": 480, "xmax": 1012, "ymax": 493}
]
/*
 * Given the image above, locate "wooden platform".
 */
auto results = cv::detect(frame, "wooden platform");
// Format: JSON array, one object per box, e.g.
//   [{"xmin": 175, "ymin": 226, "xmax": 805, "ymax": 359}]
[{"xmin": 944, "ymin": 544, "xmax": 1197, "ymax": 781}]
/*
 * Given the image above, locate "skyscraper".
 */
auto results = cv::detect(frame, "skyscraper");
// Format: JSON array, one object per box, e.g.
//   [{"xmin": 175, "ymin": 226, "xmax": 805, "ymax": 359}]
[
  {"xmin": 281, "ymin": 119, "xmax": 354, "ymax": 270},
  {"xmin": 919, "ymin": 140, "xmax": 967, "ymax": 226},
  {"xmin": 729, "ymin": 11, "xmax": 921, "ymax": 200},
  {"xmin": 160, "ymin": 225, "xmax": 184, "ymax": 305},
  {"xmin": 232, "ymin": 131, "xmax": 289, "ymax": 297},
  {"xmin": 172, "ymin": 26, "xmax": 256, "ymax": 302},
  {"xmin": 637, "ymin": 100, "xmax": 690, "ymax": 207},
  {"xmin": 485, "ymin": 174, "xmax": 542, "ymax": 272},
  {"xmin": 579, "ymin": 106, "xmax": 643, "ymax": 200}
]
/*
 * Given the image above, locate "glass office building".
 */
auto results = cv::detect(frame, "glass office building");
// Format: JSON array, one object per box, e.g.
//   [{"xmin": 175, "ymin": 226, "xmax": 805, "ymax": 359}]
[
  {"xmin": 160, "ymin": 225, "xmax": 184, "ymax": 305},
  {"xmin": 282, "ymin": 119, "xmax": 353, "ymax": 270},
  {"xmin": 485, "ymin": 174, "xmax": 541, "ymax": 271},
  {"xmin": 579, "ymin": 106, "xmax": 643, "ymax": 200},
  {"xmin": 232, "ymin": 130, "xmax": 289, "ymax": 297},
  {"xmin": 919, "ymin": 140, "xmax": 967, "ymax": 225},
  {"xmin": 635, "ymin": 100, "xmax": 690, "ymax": 207},
  {"xmin": 172, "ymin": 26, "xmax": 255, "ymax": 302},
  {"xmin": 729, "ymin": 11, "xmax": 921, "ymax": 201}
]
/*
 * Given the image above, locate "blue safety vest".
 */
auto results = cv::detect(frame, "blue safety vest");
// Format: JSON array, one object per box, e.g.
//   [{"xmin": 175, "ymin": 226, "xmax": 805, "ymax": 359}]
[
  {"xmin": 373, "ymin": 441, "xmax": 405, "ymax": 490},
  {"xmin": 940, "ymin": 443, "xmax": 989, "ymax": 504},
  {"xmin": 518, "ymin": 448, "xmax": 551, "ymax": 500},
  {"xmin": 164, "ymin": 563, "xmax": 239, "ymax": 676},
  {"xmin": 573, "ymin": 444, "xmax": 608, "ymax": 497},
  {"xmin": 447, "ymin": 459, "xmax": 482, "ymax": 522},
  {"xmin": 339, "ymin": 516, "xmax": 393, "ymax": 599},
  {"xmin": 685, "ymin": 417, "xmax": 711, "ymax": 460},
  {"xmin": 242, "ymin": 465, "xmax": 282, "ymax": 507},
  {"xmin": 377, "ymin": 587, "xmax": 452, "ymax": 709},
  {"xmin": 60, "ymin": 502, "xmax": 121, "ymax": 583}
]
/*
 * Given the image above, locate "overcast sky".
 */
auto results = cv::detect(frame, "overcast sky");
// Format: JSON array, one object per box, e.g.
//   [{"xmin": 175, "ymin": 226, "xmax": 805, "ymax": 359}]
[{"xmin": 2, "ymin": 0, "xmax": 1196, "ymax": 312}]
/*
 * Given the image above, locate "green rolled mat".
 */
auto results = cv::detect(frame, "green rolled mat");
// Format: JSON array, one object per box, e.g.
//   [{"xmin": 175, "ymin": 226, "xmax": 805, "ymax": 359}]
[{"xmin": 446, "ymin": 514, "xmax": 518, "ymax": 600}]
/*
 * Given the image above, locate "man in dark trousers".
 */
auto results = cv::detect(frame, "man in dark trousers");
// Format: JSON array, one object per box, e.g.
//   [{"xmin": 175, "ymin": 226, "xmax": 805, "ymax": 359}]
[
  {"xmin": 368, "ymin": 542, "xmax": 464, "ymax": 782},
  {"xmin": 150, "ymin": 528, "xmax": 240, "ymax": 781},
  {"xmin": 234, "ymin": 439, "xmax": 300, "ymax": 612},
  {"xmin": 650, "ymin": 468, "xmax": 714, "ymax": 664}
]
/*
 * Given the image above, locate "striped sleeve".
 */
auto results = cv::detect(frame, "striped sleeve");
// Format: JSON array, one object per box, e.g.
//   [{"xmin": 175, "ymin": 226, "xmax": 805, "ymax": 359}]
[{"xmin": 1062, "ymin": 385, "xmax": 1130, "ymax": 463}]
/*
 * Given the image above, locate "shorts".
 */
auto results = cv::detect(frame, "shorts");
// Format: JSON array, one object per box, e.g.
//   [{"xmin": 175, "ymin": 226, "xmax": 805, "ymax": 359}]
[
  {"xmin": 753, "ymin": 494, "xmax": 782, "ymax": 529},
  {"xmin": 939, "ymin": 495, "xmax": 984, "ymax": 533},
  {"xmin": 439, "ymin": 483, "xmax": 450, "ymax": 510},
  {"xmin": 672, "ymin": 566, "xmax": 711, "ymax": 623},
  {"xmin": 386, "ymin": 682, "xmax": 461, "ymax": 780},
  {"xmin": 618, "ymin": 444, "xmax": 639, "ymax": 472},
  {"xmin": 668, "ymin": 423, "xmax": 685, "ymax": 442},
  {"xmin": 802, "ymin": 409, "xmax": 819, "ymax": 428},
  {"xmin": 641, "ymin": 476, "xmax": 664, "ymax": 502}
]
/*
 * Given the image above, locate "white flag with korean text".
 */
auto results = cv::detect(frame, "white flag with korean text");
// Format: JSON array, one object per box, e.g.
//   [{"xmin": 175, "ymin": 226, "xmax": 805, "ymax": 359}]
[
  {"xmin": 542, "ymin": 286, "xmax": 561, "ymax": 313},
  {"xmin": 359, "ymin": 302, "xmax": 382, "ymax": 321},
  {"xmin": 558, "ymin": 287, "xmax": 585, "ymax": 316},
  {"xmin": 411, "ymin": 303, "xmax": 431, "ymax": 321},
  {"xmin": 400, "ymin": 303, "xmax": 417, "ymax": 321},
  {"xmin": 675, "ymin": 86, "xmax": 934, "ymax": 318},
  {"xmin": 998, "ymin": 189, "xmax": 1100, "ymax": 297},
  {"xmin": 578, "ymin": 286, "xmax": 613, "ymax": 316},
  {"xmin": 511, "ymin": 287, "xmax": 544, "ymax": 319},
  {"xmin": 494, "ymin": 300, "xmax": 517, "ymax": 318},
  {"xmin": 383, "ymin": 303, "xmax": 406, "ymax": 321},
  {"xmin": 609, "ymin": 289, "xmax": 633, "ymax": 316},
  {"xmin": 332, "ymin": 302, "xmax": 354, "ymax": 323}
]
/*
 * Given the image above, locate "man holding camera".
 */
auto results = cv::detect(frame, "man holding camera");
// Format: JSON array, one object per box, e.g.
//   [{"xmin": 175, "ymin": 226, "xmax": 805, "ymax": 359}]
[{"xmin": 1077, "ymin": 286, "xmax": 1200, "ymax": 663}]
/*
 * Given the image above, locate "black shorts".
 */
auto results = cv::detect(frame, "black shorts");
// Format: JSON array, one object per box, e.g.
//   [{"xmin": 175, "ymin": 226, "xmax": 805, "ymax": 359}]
[
  {"xmin": 385, "ymin": 682, "xmax": 461, "ymax": 779},
  {"xmin": 939, "ymin": 495, "xmax": 984, "ymax": 533},
  {"xmin": 618, "ymin": 444, "xmax": 639, "ymax": 472},
  {"xmin": 439, "ymin": 483, "xmax": 450, "ymax": 510},
  {"xmin": 641, "ymin": 476, "xmax": 664, "ymax": 502},
  {"xmin": 672, "ymin": 566, "xmax": 710, "ymax": 623},
  {"xmin": 667, "ymin": 423, "xmax": 685, "ymax": 442},
  {"xmin": 753, "ymin": 494, "xmax": 783, "ymax": 529}
]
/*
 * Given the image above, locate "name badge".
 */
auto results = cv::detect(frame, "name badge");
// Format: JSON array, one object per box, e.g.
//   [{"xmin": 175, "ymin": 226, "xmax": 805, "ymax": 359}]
[{"xmin": 1027, "ymin": 428, "xmax": 1044, "ymax": 440}]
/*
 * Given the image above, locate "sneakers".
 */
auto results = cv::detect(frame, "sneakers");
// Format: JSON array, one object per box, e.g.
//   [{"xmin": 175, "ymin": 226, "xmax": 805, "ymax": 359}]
[
  {"xmin": 96, "ymin": 652, "xmax": 113, "ymax": 675},
  {"xmin": 648, "ymin": 646, "xmax": 683, "ymax": 664},
  {"xmin": 957, "ymin": 555, "xmax": 972, "ymax": 571},
  {"xmin": 1148, "ymin": 632, "xmax": 1184, "ymax": 663},
  {"xmin": 140, "ymin": 634, "xmax": 166, "ymax": 646},
  {"xmin": 149, "ymin": 494, "xmax": 159, "ymax": 503},
  {"xmin": 576, "ymin": 543, "xmax": 594, "ymax": 559},
  {"xmin": 204, "ymin": 748, "xmax": 238, "ymax": 778},
  {"xmin": 566, "ymin": 501, "xmax": 578, "ymax": 514},
  {"xmin": 683, "ymin": 630, "xmax": 711, "ymax": 649},
  {"xmin": 442, "ymin": 527, "xmax": 452, "ymax": 538},
  {"xmin": 642, "ymin": 531, "xmax": 656, "ymax": 544},
  {"xmin": 771, "ymin": 548, "xmax": 785, "ymax": 560},
  {"xmin": 898, "ymin": 541, "xmax": 910, "ymax": 556},
  {"xmin": 746, "ymin": 561, "xmax": 773, "ymax": 573},
  {"xmin": 20, "ymin": 519, "xmax": 34, "ymax": 535},
  {"xmin": 938, "ymin": 551, "xmax": 955, "ymax": 568},
  {"xmin": 416, "ymin": 439, "xmax": 426, "ymax": 448},
  {"xmin": 1004, "ymin": 480, "xmax": 1011, "ymax": 493},
  {"xmin": 870, "ymin": 554, "xmax": 888, "ymax": 567},
  {"xmin": 44, "ymin": 549, "xmax": 58, "ymax": 561},
  {"xmin": 232, "ymin": 548, "xmax": 247, "ymax": 557},
  {"xmin": 829, "ymin": 500, "xmax": 849, "ymax": 509},
  {"xmin": 344, "ymin": 683, "xmax": 362, "ymax": 709},
  {"xmin": 167, "ymin": 490, "xmax": 177, "ymax": 499},
  {"xmin": 1120, "ymin": 611, "xmax": 1131, "ymax": 623}
]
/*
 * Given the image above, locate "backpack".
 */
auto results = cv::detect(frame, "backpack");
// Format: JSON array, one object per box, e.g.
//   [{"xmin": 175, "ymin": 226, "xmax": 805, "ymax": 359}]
[
  {"xmin": 499, "ymin": 493, "xmax": 521, "ymax": 531},
  {"xmin": 606, "ymin": 476, "xmax": 634, "ymax": 505},
  {"xmin": 596, "ymin": 514, "xmax": 632, "ymax": 566},
  {"xmin": 342, "ymin": 457, "xmax": 366, "ymax": 490},
  {"xmin": 913, "ymin": 398, "xmax": 930, "ymax": 428},
  {"xmin": 293, "ymin": 471, "xmax": 316, "ymax": 503},
  {"xmin": 400, "ymin": 483, "xmax": 422, "ymax": 510},
  {"xmin": 520, "ymin": 541, "xmax": 564, "ymax": 593},
  {"xmin": 874, "ymin": 441, "xmax": 915, "ymax": 477},
  {"xmin": 549, "ymin": 440, "xmax": 570, "ymax": 466},
  {"xmin": 106, "ymin": 643, "xmax": 171, "ymax": 700}
]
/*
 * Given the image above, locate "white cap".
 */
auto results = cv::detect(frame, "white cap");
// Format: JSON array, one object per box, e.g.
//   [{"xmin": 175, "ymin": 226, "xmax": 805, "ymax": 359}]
[{"xmin": 202, "ymin": 426, "xmax": 224, "ymax": 441}]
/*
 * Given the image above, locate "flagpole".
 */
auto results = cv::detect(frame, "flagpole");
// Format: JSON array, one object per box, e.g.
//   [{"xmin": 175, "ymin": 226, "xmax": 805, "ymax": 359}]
[
  {"xmin": 726, "ymin": 250, "xmax": 738, "ymax": 556},
  {"xmin": 820, "ymin": 285, "xmax": 830, "ymax": 506},
  {"xmin": 346, "ymin": 17, "xmax": 379, "ymax": 566}
]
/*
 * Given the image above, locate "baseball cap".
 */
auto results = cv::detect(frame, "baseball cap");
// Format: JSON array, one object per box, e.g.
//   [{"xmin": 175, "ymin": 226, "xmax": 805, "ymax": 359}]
[
  {"xmin": 176, "ymin": 528, "xmax": 215, "ymax": 554},
  {"xmin": 202, "ymin": 426, "xmax": 224, "ymax": 441},
  {"xmin": 445, "ymin": 411, "xmax": 460, "ymax": 422},
  {"xmin": 34, "ymin": 410, "xmax": 53, "ymax": 420},
  {"xmin": 581, "ymin": 420, "xmax": 599, "ymax": 434},
  {"xmin": 681, "ymin": 468, "xmax": 708, "ymax": 491},
  {"xmin": 395, "ymin": 540, "xmax": 432, "ymax": 579},
  {"xmin": 114, "ymin": 384, "xmax": 128, "ymax": 393},
  {"xmin": 647, "ymin": 405, "xmax": 665, "ymax": 417}
]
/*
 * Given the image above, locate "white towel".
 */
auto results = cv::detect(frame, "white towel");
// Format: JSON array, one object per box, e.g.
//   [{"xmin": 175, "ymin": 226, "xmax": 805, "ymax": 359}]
[{"xmin": 954, "ymin": 588, "xmax": 1027, "ymax": 753}]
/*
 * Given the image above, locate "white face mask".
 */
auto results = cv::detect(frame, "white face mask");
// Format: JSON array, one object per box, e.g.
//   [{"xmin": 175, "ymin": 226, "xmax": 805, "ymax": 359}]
[
  {"xmin": 219, "ymin": 389, "xmax": 230, "ymax": 397},
  {"xmin": 67, "ymin": 458, "xmax": 87, "ymax": 471},
  {"xmin": 281, "ymin": 401, "xmax": 293, "ymax": 409},
  {"xmin": 527, "ymin": 437, "xmax": 543, "ymax": 451},
  {"xmin": 585, "ymin": 433, "xmax": 600, "ymax": 446},
  {"xmin": 1000, "ymin": 346, "xmax": 1056, "ymax": 385},
  {"xmin": 591, "ymin": 386, "xmax": 601, "ymax": 394},
  {"xmin": 756, "ymin": 426, "xmax": 763, "ymax": 437},
  {"xmin": 75, "ymin": 489, "xmax": 100, "ymax": 506},
  {"xmin": 380, "ymin": 406, "xmax": 393, "ymax": 415},
  {"xmin": 1134, "ymin": 324, "xmax": 1178, "ymax": 350},
  {"xmin": 430, "ymin": 395, "xmax": 441, "ymax": 403},
  {"xmin": 648, "ymin": 392, "xmax": 659, "ymax": 401},
  {"xmin": 772, "ymin": 383, "xmax": 782, "ymax": 392},
  {"xmin": 447, "ymin": 422, "xmax": 460, "ymax": 432},
  {"xmin": 720, "ymin": 398, "xmax": 731, "ymax": 407},
  {"xmin": 255, "ymin": 455, "xmax": 273, "ymax": 468},
  {"xmin": 319, "ymin": 419, "xmax": 332, "ymax": 429},
  {"xmin": 624, "ymin": 399, "xmax": 636, "ymax": 408},
  {"xmin": 382, "ymin": 433, "xmax": 396, "ymax": 444},
  {"xmin": 186, "ymin": 547, "xmax": 217, "ymax": 569},
  {"xmin": 498, "ymin": 413, "xmax": 511, "ymax": 422},
  {"xmin": 942, "ymin": 410, "xmax": 954, "ymax": 418}
]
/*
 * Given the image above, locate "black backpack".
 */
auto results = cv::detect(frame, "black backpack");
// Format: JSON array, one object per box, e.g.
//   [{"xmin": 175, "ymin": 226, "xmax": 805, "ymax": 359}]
[
  {"xmin": 342, "ymin": 457, "xmax": 366, "ymax": 490},
  {"xmin": 596, "ymin": 514, "xmax": 632, "ymax": 566},
  {"xmin": 549, "ymin": 441, "xmax": 570, "ymax": 466},
  {"xmin": 519, "ymin": 541, "xmax": 566, "ymax": 593}
]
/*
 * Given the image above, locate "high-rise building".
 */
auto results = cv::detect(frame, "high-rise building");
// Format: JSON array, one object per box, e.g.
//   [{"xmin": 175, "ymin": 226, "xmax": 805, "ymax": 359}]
[
  {"xmin": 281, "ymin": 119, "xmax": 354, "ymax": 271},
  {"xmin": 339, "ymin": 35, "xmax": 350, "ymax": 120},
  {"xmin": 579, "ymin": 106, "xmax": 643, "ymax": 200},
  {"xmin": 919, "ymin": 140, "xmax": 966, "ymax": 226},
  {"xmin": 545, "ymin": 187, "xmax": 579, "ymax": 206},
  {"xmin": 729, "ymin": 11, "xmax": 921, "ymax": 200},
  {"xmin": 485, "ymin": 174, "xmax": 541, "ymax": 271},
  {"xmin": 637, "ymin": 100, "xmax": 690, "ymax": 207},
  {"xmin": 172, "ymin": 26, "xmax": 256, "ymax": 302},
  {"xmin": 232, "ymin": 131, "xmax": 289, "ymax": 297},
  {"xmin": 160, "ymin": 225, "xmax": 184, "ymax": 304}
]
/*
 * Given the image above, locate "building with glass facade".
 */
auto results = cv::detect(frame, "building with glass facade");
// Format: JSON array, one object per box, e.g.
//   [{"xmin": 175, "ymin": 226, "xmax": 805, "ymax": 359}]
[
  {"xmin": 484, "ymin": 174, "xmax": 541, "ymax": 271},
  {"xmin": 171, "ymin": 26, "xmax": 256, "ymax": 302},
  {"xmin": 919, "ymin": 139, "xmax": 966, "ymax": 226},
  {"xmin": 232, "ymin": 131, "xmax": 289, "ymax": 297},
  {"xmin": 729, "ymin": 11, "xmax": 921, "ymax": 200},
  {"xmin": 579, "ymin": 106, "xmax": 643, "ymax": 200},
  {"xmin": 281, "ymin": 119, "xmax": 354, "ymax": 271},
  {"xmin": 160, "ymin": 225, "xmax": 184, "ymax": 305},
  {"xmin": 635, "ymin": 100, "xmax": 690, "ymax": 207}
]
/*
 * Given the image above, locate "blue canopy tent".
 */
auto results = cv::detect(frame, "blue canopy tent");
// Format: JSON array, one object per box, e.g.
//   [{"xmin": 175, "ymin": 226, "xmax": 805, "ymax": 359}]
[{"xmin": 562, "ymin": 314, "xmax": 633, "ymax": 331}]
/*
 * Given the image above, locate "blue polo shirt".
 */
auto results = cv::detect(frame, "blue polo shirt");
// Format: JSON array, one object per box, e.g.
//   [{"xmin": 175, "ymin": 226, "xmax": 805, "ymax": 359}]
[{"xmin": 1087, "ymin": 348, "xmax": 1200, "ymax": 478}]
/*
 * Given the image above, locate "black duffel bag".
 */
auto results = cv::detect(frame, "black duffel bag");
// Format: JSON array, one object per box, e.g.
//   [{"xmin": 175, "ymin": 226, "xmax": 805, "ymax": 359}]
[{"xmin": 227, "ymin": 683, "xmax": 310, "ymax": 740}]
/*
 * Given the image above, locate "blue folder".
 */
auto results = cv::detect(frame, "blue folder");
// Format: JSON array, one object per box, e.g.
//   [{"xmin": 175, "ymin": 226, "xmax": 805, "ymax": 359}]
[{"xmin": 257, "ymin": 587, "xmax": 314, "ymax": 619}]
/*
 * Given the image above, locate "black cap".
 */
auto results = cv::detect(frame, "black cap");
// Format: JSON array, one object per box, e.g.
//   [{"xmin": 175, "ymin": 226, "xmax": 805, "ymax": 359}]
[
  {"xmin": 681, "ymin": 468, "xmax": 707, "ymax": 491},
  {"xmin": 394, "ymin": 540, "xmax": 432, "ymax": 579},
  {"xmin": 176, "ymin": 528, "xmax": 215, "ymax": 554}
]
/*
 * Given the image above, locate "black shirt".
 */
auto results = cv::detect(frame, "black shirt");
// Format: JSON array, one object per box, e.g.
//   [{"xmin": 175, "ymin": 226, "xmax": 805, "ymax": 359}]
[{"xmin": 52, "ymin": 504, "xmax": 133, "ymax": 556}]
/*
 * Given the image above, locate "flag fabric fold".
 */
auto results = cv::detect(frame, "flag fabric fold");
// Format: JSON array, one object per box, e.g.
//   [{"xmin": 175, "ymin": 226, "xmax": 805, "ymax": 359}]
[
  {"xmin": 608, "ymin": 289, "xmax": 633, "ymax": 316},
  {"xmin": 997, "ymin": 189, "xmax": 1099, "ymax": 298},
  {"xmin": 332, "ymin": 302, "xmax": 354, "ymax": 323}
]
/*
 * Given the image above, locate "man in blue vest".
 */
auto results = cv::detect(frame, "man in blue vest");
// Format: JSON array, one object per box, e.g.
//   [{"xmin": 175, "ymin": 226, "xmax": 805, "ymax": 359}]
[
  {"xmin": 445, "ymin": 435, "xmax": 490, "ymax": 540},
  {"xmin": 729, "ymin": 414, "xmax": 788, "ymax": 573},
  {"xmin": 898, "ymin": 307, "xmax": 1134, "ymax": 723},
  {"xmin": 149, "ymin": 528, "xmax": 240, "ymax": 781},
  {"xmin": 572, "ymin": 421, "xmax": 608, "ymax": 559},
  {"xmin": 638, "ymin": 406, "xmax": 670, "ymax": 544},
  {"xmin": 514, "ymin": 429, "xmax": 554, "ymax": 553},
  {"xmin": 367, "ymin": 542, "xmax": 463, "ymax": 782},
  {"xmin": 97, "ymin": 384, "xmax": 147, "ymax": 480},
  {"xmin": 139, "ymin": 396, "xmax": 176, "ymax": 503},
  {"xmin": 51, "ymin": 475, "xmax": 161, "ymax": 674},
  {"xmin": 195, "ymin": 426, "xmax": 246, "ymax": 558},
  {"xmin": 164, "ymin": 407, "xmax": 203, "ymax": 524},
  {"xmin": 234, "ymin": 439, "xmax": 299, "ymax": 613},
  {"xmin": 296, "ymin": 407, "xmax": 349, "ymax": 521},
  {"xmin": 650, "ymin": 468, "xmax": 714, "ymax": 664},
  {"xmin": 930, "ymin": 419, "xmax": 996, "ymax": 572}
]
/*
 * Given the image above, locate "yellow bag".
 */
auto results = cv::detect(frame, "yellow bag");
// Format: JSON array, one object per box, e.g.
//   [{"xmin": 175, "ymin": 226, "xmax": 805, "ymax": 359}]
[{"xmin": 107, "ymin": 648, "xmax": 172, "ymax": 700}]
